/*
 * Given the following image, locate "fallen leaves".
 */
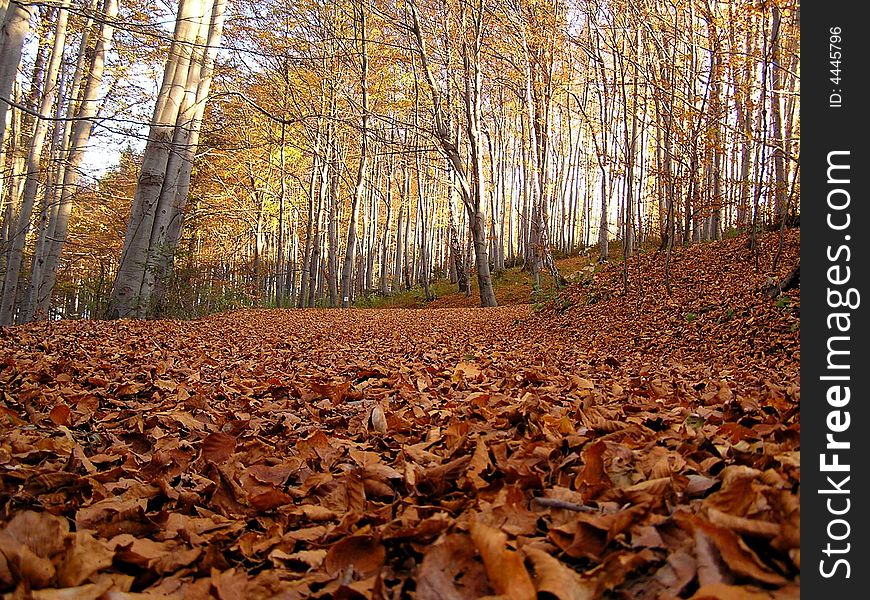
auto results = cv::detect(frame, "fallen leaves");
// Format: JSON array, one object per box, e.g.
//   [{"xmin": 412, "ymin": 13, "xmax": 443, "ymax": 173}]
[
  {"xmin": 0, "ymin": 511, "xmax": 115, "ymax": 591},
  {"xmin": 324, "ymin": 533, "xmax": 385, "ymax": 578},
  {"xmin": 417, "ymin": 534, "xmax": 491, "ymax": 600},
  {"xmin": 0, "ymin": 230, "xmax": 800, "ymax": 597},
  {"xmin": 200, "ymin": 432, "xmax": 236, "ymax": 463},
  {"xmin": 469, "ymin": 521, "xmax": 536, "ymax": 599}
]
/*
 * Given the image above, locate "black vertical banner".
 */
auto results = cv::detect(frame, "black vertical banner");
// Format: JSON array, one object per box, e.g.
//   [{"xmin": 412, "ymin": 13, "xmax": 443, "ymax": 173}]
[{"xmin": 802, "ymin": 2, "xmax": 868, "ymax": 596}]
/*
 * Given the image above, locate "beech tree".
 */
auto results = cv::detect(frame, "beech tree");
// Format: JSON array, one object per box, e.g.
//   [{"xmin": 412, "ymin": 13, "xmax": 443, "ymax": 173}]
[
  {"xmin": 407, "ymin": 0, "xmax": 497, "ymax": 307},
  {"xmin": 24, "ymin": 0, "xmax": 119, "ymax": 322},
  {"xmin": 0, "ymin": 0, "xmax": 32, "ymax": 151},
  {"xmin": 108, "ymin": 0, "xmax": 227, "ymax": 319}
]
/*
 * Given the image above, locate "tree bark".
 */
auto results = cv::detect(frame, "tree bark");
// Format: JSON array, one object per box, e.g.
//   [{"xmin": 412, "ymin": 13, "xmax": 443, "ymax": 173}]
[
  {"xmin": 0, "ymin": 0, "xmax": 32, "ymax": 151},
  {"xmin": 1, "ymin": 3, "xmax": 70, "ymax": 324},
  {"xmin": 108, "ymin": 0, "xmax": 210, "ymax": 319},
  {"xmin": 341, "ymin": 0, "xmax": 368, "ymax": 308}
]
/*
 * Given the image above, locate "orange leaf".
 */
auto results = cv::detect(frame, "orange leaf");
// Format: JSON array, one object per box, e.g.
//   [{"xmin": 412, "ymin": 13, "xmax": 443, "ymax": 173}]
[
  {"xmin": 310, "ymin": 380, "xmax": 354, "ymax": 405},
  {"xmin": 324, "ymin": 534, "xmax": 385, "ymax": 578},
  {"xmin": 469, "ymin": 521, "xmax": 536, "ymax": 600},
  {"xmin": 575, "ymin": 440, "xmax": 611, "ymax": 500},
  {"xmin": 454, "ymin": 362, "xmax": 481, "ymax": 381},
  {"xmin": 525, "ymin": 546, "xmax": 595, "ymax": 600},
  {"xmin": 49, "ymin": 404, "xmax": 71, "ymax": 426},
  {"xmin": 248, "ymin": 489, "xmax": 294, "ymax": 512},
  {"xmin": 115, "ymin": 383, "xmax": 141, "ymax": 397},
  {"xmin": 201, "ymin": 432, "xmax": 236, "ymax": 463}
]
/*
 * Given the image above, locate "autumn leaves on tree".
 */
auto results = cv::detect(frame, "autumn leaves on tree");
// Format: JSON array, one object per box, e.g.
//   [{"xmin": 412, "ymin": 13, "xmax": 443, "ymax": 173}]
[{"xmin": 0, "ymin": 0, "xmax": 798, "ymax": 320}]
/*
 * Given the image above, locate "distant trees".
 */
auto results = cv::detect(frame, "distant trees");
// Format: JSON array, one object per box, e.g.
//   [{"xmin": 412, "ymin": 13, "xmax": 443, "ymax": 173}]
[
  {"xmin": 0, "ymin": 0, "xmax": 800, "ymax": 321},
  {"xmin": 407, "ymin": 0, "xmax": 497, "ymax": 307}
]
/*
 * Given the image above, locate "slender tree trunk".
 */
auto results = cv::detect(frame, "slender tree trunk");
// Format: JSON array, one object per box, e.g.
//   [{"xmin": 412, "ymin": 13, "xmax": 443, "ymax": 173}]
[
  {"xmin": 327, "ymin": 131, "xmax": 341, "ymax": 306},
  {"xmin": 1, "ymin": 4, "xmax": 70, "ymax": 324},
  {"xmin": 298, "ymin": 135, "xmax": 319, "ymax": 307},
  {"xmin": 341, "ymin": 1, "xmax": 368, "ymax": 307},
  {"xmin": 415, "ymin": 151, "xmax": 432, "ymax": 300},
  {"xmin": 379, "ymin": 154, "xmax": 394, "ymax": 295},
  {"xmin": 393, "ymin": 169, "xmax": 405, "ymax": 292},
  {"xmin": 308, "ymin": 168, "xmax": 325, "ymax": 307},
  {"xmin": 0, "ymin": 1, "xmax": 33, "ymax": 150},
  {"xmin": 769, "ymin": 5, "xmax": 786, "ymax": 224}
]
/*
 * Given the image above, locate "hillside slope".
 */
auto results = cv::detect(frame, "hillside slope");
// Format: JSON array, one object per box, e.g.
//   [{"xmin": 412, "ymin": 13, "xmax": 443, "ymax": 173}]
[{"xmin": 543, "ymin": 228, "xmax": 800, "ymax": 378}]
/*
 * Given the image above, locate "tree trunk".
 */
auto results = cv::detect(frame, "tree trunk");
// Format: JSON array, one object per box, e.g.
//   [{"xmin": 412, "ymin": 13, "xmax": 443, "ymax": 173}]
[
  {"xmin": 341, "ymin": 1, "xmax": 368, "ymax": 308},
  {"xmin": 1, "ymin": 4, "xmax": 70, "ymax": 325},
  {"xmin": 0, "ymin": 1, "xmax": 32, "ymax": 150},
  {"xmin": 379, "ymin": 156, "xmax": 394, "ymax": 295},
  {"xmin": 393, "ymin": 171, "xmax": 405, "ymax": 292},
  {"xmin": 327, "ymin": 132, "xmax": 341, "ymax": 306},
  {"xmin": 140, "ymin": 0, "xmax": 227, "ymax": 316},
  {"xmin": 108, "ymin": 0, "xmax": 211, "ymax": 319},
  {"xmin": 769, "ymin": 6, "xmax": 786, "ymax": 224}
]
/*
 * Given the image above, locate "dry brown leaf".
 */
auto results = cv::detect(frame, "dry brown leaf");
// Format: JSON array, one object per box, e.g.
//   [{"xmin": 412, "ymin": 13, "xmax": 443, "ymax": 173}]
[
  {"xmin": 454, "ymin": 361, "xmax": 482, "ymax": 380},
  {"xmin": 524, "ymin": 546, "xmax": 595, "ymax": 600},
  {"xmin": 49, "ymin": 404, "xmax": 71, "ymax": 426},
  {"xmin": 705, "ymin": 507, "xmax": 781, "ymax": 539},
  {"xmin": 575, "ymin": 440, "xmax": 611, "ymax": 500},
  {"xmin": 466, "ymin": 438, "xmax": 492, "ymax": 489},
  {"xmin": 201, "ymin": 432, "xmax": 236, "ymax": 463},
  {"xmin": 270, "ymin": 548, "xmax": 327, "ymax": 571},
  {"xmin": 469, "ymin": 521, "xmax": 536, "ymax": 600},
  {"xmin": 370, "ymin": 404, "xmax": 388, "ymax": 433},
  {"xmin": 0, "ymin": 540, "xmax": 55, "ymax": 588},
  {"xmin": 248, "ymin": 489, "xmax": 295, "ymax": 511},
  {"xmin": 56, "ymin": 531, "xmax": 116, "ymax": 587},
  {"xmin": 417, "ymin": 534, "xmax": 492, "ymax": 600},
  {"xmin": 324, "ymin": 534, "xmax": 385, "ymax": 578},
  {"xmin": 0, "ymin": 510, "xmax": 69, "ymax": 558},
  {"xmin": 310, "ymin": 380, "xmax": 354, "ymax": 405}
]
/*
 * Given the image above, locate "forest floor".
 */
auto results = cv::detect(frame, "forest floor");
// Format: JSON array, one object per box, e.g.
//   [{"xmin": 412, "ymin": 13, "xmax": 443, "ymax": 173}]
[
  {"xmin": 0, "ymin": 229, "xmax": 800, "ymax": 599},
  {"xmin": 353, "ymin": 253, "xmax": 594, "ymax": 309}
]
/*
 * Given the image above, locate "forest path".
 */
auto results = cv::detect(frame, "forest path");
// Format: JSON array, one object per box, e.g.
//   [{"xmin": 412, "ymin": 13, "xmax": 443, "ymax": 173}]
[
  {"xmin": 195, "ymin": 305, "xmax": 565, "ymax": 380},
  {"xmin": 2, "ymin": 303, "xmax": 603, "ymax": 439},
  {"xmin": 2, "ymin": 305, "xmax": 572, "ymax": 396}
]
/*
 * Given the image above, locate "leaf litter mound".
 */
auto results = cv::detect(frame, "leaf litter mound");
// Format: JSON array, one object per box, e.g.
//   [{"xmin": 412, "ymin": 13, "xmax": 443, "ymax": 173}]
[{"xmin": 0, "ymin": 230, "xmax": 799, "ymax": 599}]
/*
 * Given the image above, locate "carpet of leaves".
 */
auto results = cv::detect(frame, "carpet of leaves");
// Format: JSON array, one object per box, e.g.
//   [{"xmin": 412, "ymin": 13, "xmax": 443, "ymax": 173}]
[{"xmin": 0, "ymin": 231, "xmax": 799, "ymax": 599}]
